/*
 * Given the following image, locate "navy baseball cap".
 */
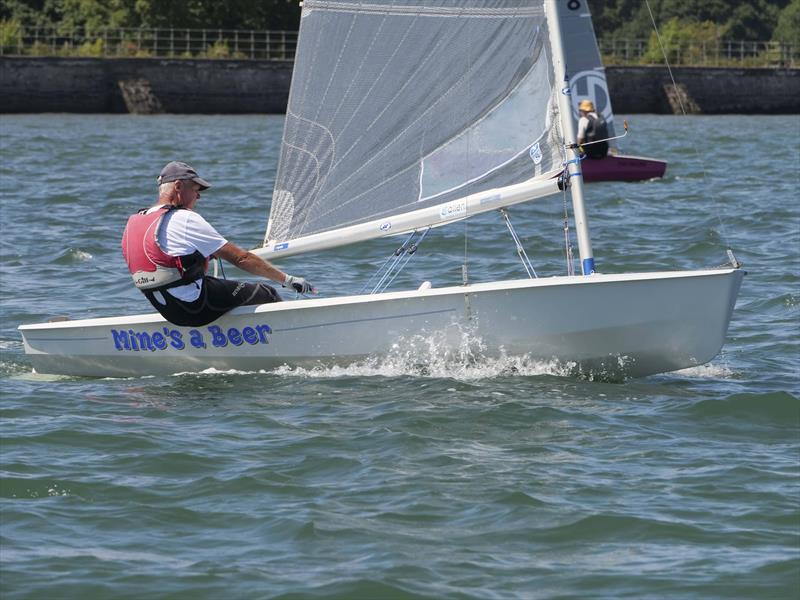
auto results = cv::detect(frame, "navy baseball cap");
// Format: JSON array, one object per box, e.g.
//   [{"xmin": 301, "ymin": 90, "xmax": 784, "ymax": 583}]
[{"xmin": 157, "ymin": 161, "xmax": 211, "ymax": 190}]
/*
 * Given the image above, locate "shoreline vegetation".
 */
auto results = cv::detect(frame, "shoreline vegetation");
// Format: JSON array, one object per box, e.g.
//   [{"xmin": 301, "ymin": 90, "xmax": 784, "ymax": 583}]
[
  {"xmin": 0, "ymin": 25, "xmax": 796, "ymax": 68},
  {"xmin": 1, "ymin": 0, "xmax": 798, "ymax": 67}
]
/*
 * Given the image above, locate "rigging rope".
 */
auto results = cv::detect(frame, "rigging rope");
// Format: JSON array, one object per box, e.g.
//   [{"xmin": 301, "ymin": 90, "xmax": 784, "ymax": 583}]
[
  {"xmin": 562, "ymin": 184, "xmax": 575, "ymax": 277},
  {"xmin": 361, "ymin": 229, "xmax": 431, "ymax": 295},
  {"xmin": 644, "ymin": 0, "xmax": 735, "ymax": 259},
  {"xmin": 360, "ymin": 231, "xmax": 415, "ymax": 294},
  {"xmin": 557, "ymin": 111, "xmax": 576, "ymax": 276},
  {"xmin": 377, "ymin": 228, "xmax": 431, "ymax": 293},
  {"xmin": 500, "ymin": 208, "xmax": 538, "ymax": 279}
]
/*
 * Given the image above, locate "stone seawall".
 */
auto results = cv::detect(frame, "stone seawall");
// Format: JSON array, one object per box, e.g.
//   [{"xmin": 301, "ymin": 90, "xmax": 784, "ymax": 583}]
[
  {"xmin": 1, "ymin": 57, "xmax": 798, "ymax": 114},
  {"xmin": 0, "ymin": 57, "xmax": 293, "ymax": 114},
  {"xmin": 607, "ymin": 66, "xmax": 799, "ymax": 114}
]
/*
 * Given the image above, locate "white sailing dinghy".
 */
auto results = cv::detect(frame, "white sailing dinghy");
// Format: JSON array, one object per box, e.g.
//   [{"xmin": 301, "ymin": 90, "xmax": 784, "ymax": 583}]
[
  {"xmin": 19, "ymin": 0, "xmax": 743, "ymax": 379},
  {"xmin": 556, "ymin": 0, "xmax": 667, "ymax": 182}
]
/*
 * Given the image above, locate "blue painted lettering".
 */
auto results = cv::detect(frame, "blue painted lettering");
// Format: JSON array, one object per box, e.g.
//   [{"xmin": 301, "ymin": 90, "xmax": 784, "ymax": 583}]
[
  {"xmin": 128, "ymin": 330, "xmax": 140, "ymax": 351},
  {"xmin": 241, "ymin": 326, "xmax": 258, "ymax": 345},
  {"xmin": 111, "ymin": 323, "xmax": 271, "ymax": 352},
  {"xmin": 227, "ymin": 327, "xmax": 243, "ymax": 346},
  {"xmin": 111, "ymin": 329, "xmax": 130, "ymax": 351},
  {"xmin": 189, "ymin": 329, "xmax": 206, "ymax": 349},
  {"xmin": 255, "ymin": 324, "xmax": 272, "ymax": 344},
  {"xmin": 151, "ymin": 331, "xmax": 167, "ymax": 350},
  {"xmin": 133, "ymin": 331, "xmax": 156, "ymax": 352},
  {"xmin": 208, "ymin": 325, "xmax": 228, "ymax": 347},
  {"xmin": 167, "ymin": 328, "xmax": 185, "ymax": 350}
]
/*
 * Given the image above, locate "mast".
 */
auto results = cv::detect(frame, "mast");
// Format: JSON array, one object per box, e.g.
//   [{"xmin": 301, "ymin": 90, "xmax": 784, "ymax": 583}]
[{"xmin": 546, "ymin": 0, "xmax": 595, "ymax": 275}]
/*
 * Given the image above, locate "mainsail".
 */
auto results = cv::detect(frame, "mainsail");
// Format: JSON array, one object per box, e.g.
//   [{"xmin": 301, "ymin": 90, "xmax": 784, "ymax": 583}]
[
  {"xmin": 556, "ymin": 0, "xmax": 616, "ymax": 137},
  {"xmin": 260, "ymin": 0, "xmax": 566, "ymax": 259}
]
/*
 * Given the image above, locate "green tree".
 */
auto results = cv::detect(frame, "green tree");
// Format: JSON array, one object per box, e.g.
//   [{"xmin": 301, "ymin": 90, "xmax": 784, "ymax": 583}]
[
  {"xmin": 724, "ymin": 2, "xmax": 780, "ymax": 40},
  {"xmin": 57, "ymin": 0, "xmax": 134, "ymax": 34},
  {"xmin": 642, "ymin": 17, "xmax": 720, "ymax": 64},
  {"xmin": 772, "ymin": 0, "xmax": 800, "ymax": 47},
  {"xmin": 0, "ymin": 0, "xmax": 301, "ymax": 31},
  {"xmin": 0, "ymin": 0, "xmax": 64, "ymax": 28},
  {"xmin": 0, "ymin": 18, "xmax": 23, "ymax": 53},
  {"xmin": 588, "ymin": 0, "xmax": 790, "ymax": 40},
  {"xmin": 127, "ymin": 0, "xmax": 300, "ymax": 30}
]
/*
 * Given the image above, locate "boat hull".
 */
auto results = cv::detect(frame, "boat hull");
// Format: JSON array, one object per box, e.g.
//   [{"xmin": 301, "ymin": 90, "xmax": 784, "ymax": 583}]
[
  {"xmin": 581, "ymin": 154, "xmax": 667, "ymax": 182},
  {"xmin": 19, "ymin": 269, "xmax": 743, "ymax": 379}
]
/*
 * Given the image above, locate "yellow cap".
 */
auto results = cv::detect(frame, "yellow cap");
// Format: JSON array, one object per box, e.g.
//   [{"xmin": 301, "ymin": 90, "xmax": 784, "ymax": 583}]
[{"xmin": 578, "ymin": 99, "xmax": 595, "ymax": 112}]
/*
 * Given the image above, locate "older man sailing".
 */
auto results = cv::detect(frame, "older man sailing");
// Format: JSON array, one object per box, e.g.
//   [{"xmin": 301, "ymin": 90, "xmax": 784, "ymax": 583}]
[{"xmin": 122, "ymin": 161, "xmax": 314, "ymax": 327}]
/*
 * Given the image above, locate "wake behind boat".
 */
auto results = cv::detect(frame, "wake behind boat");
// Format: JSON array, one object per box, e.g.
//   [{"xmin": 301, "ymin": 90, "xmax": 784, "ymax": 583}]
[{"xmin": 19, "ymin": 0, "xmax": 742, "ymax": 379}]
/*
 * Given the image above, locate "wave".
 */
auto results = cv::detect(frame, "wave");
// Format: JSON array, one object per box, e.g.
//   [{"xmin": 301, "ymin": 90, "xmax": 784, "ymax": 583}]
[
  {"xmin": 682, "ymin": 391, "xmax": 799, "ymax": 421},
  {"xmin": 673, "ymin": 362, "xmax": 737, "ymax": 379},
  {"xmin": 268, "ymin": 354, "xmax": 577, "ymax": 381},
  {"xmin": 52, "ymin": 247, "xmax": 93, "ymax": 264},
  {"xmin": 269, "ymin": 579, "xmax": 437, "ymax": 600},
  {"xmin": 170, "ymin": 357, "xmax": 575, "ymax": 381},
  {"xmin": 166, "ymin": 327, "xmax": 582, "ymax": 381}
]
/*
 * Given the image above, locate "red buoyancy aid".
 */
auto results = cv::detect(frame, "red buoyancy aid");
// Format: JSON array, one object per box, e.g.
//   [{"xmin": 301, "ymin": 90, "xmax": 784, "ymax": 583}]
[{"xmin": 121, "ymin": 205, "xmax": 208, "ymax": 291}]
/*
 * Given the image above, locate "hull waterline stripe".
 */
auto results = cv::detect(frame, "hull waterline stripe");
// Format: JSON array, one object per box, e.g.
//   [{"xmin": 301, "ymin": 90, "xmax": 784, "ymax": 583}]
[
  {"xmin": 22, "ymin": 309, "xmax": 458, "ymax": 342},
  {"xmin": 273, "ymin": 307, "xmax": 457, "ymax": 333},
  {"xmin": 21, "ymin": 336, "xmax": 109, "ymax": 342}
]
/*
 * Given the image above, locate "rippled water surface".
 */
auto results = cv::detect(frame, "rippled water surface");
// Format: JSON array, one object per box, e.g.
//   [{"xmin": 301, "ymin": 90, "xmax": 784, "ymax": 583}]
[{"xmin": 0, "ymin": 114, "xmax": 798, "ymax": 599}]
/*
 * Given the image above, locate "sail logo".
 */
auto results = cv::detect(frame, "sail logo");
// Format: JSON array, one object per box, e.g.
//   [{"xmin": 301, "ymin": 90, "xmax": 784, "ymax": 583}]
[
  {"xmin": 110, "ymin": 323, "xmax": 272, "ymax": 352},
  {"xmin": 439, "ymin": 200, "xmax": 467, "ymax": 220},
  {"xmin": 379, "ymin": 222, "xmax": 392, "ymax": 232},
  {"xmin": 569, "ymin": 69, "xmax": 614, "ymax": 125},
  {"xmin": 529, "ymin": 143, "xmax": 543, "ymax": 165}
]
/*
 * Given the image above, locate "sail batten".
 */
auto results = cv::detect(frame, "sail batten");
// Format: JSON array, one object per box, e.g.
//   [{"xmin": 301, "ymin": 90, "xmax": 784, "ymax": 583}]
[{"xmin": 266, "ymin": 0, "xmax": 563, "ymax": 253}]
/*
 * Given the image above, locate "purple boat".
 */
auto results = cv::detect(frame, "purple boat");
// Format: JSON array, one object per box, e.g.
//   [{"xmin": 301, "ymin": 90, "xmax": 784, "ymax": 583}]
[
  {"xmin": 581, "ymin": 153, "xmax": 668, "ymax": 183},
  {"xmin": 558, "ymin": 2, "xmax": 668, "ymax": 184}
]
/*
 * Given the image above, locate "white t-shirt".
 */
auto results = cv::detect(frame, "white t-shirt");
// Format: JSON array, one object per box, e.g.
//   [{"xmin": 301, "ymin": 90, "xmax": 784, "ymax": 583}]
[
  {"xmin": 147, "ymin": 206, "xmax": 227, "ymax": 302},
  {"xmin": 577, "ymin": 112, "xmax": 599, "ymax": 141}
]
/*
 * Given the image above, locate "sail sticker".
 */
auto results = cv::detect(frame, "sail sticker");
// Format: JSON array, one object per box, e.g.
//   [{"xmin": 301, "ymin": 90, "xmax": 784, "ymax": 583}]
[
  {"xmin": 379, "ymin": 222, "xmax": 392, "ymax": 232},
  {"xmin": 561, "ymin": 86, "xmax": 571, "ymax": 96},
  {"xmin": 529, "ymin": 143, "xmax": 543, "ymax": 165},
  {"xmin": 111, "ymin": 323, "xmax": 272, "ymax": 352},
  {"xmin": 569, "ymin": 69, "xmax": 614, "ymax": 125},
  {"xmin": 439, "ymin": 200, "xmax": 467, "ymax": 220},
  {"xmin": 274, "ymin": 242, "xmax": 289, "ymax": 250}
]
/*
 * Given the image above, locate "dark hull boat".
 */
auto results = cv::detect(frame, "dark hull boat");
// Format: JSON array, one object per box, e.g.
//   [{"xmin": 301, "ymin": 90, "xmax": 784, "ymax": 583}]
[
  {"xmin": 581, "ymin": 153, "xmax": 668, "ymax": 183},
  {"xmin": 557, "ymin": 1, "xmax": 667, "ymax": 183}
]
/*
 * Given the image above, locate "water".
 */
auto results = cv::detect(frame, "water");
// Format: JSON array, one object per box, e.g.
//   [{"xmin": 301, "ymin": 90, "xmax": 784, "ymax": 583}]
[{"xmin": 0, "ymin": 114, "xmax": 798, "ymax": 599}]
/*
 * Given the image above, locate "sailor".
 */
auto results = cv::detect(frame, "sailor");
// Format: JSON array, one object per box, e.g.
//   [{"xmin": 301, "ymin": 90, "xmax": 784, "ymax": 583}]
[
  {"xmin": 576, "ymin": 99, "xmax": 609, "ymax": 159},
  {"xmin": 122, "ymin": 161, "xmax": 314, "ymax": 327}
]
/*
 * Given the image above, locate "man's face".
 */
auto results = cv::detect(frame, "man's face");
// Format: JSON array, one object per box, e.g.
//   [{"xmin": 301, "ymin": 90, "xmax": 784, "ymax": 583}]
[{"xmin": 176, "ymin": 180, "xmax": 202, "ymax": 209}]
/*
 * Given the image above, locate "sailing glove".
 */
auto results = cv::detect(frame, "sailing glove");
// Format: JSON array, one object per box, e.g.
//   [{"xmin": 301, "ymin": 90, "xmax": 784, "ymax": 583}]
[{"xmin": 283, "ymin": 274, "xmax": 314, "ymax": 294}]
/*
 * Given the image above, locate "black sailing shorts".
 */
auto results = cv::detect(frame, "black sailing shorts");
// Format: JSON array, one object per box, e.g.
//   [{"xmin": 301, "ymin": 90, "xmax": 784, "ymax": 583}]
[{"xmin": 144, "ymin": 276, "xmax": 282, "ymax": 327}]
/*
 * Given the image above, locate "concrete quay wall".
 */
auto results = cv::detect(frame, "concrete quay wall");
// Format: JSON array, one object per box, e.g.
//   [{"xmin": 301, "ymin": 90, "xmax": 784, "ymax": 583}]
[
  {"xmin": 607, "ymin": 66, "xmax": 799, "ymax": 114},
  {"xmin": 0, "ymin": 57, "xmax": 293, "ymax": 114},
  {"xmin": 1, "ymin": 57, "xmax": 798, "ymax": 114}
]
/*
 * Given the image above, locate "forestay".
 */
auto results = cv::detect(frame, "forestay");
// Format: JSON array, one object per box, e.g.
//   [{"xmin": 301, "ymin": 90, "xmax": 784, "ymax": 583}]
[{"xmin": 259, "ymin": 0, "xmax": 566, "ymax": 259}]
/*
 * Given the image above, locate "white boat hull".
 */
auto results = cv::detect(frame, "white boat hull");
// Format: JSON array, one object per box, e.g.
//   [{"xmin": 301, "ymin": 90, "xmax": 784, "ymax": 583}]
[{"xmin": 19, "ymin": 268, "xmax": 744, "ymax": 379}]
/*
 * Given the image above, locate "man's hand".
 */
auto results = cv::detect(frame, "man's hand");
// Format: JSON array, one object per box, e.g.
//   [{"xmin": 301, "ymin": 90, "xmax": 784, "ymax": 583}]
[{"xmin": 283, "ymin": 275, "xmax": 314, "ymax": 294}]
